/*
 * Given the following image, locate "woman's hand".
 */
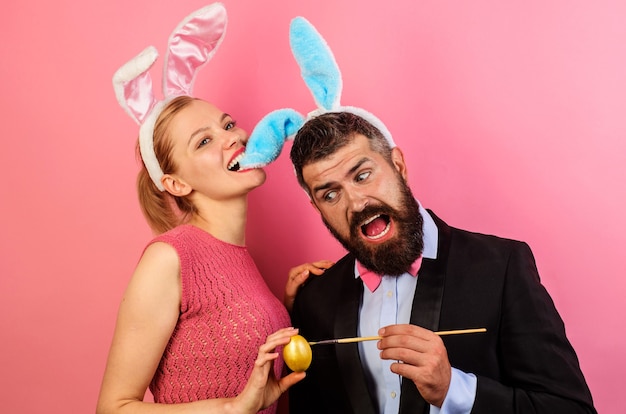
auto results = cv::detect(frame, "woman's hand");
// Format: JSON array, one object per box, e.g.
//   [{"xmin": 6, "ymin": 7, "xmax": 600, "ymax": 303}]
[
  {"xmin": 284, "ymin": 260, "xmax": 334, "ymax": 312},
  {"xmin": 232, "ymin": 327, "xmax": 306, "ymax": 413}
]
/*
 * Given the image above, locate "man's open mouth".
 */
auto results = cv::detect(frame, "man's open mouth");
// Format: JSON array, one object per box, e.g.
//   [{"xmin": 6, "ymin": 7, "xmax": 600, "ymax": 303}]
[{"xmin": 360, "ymin": 214, "xmax": 391, "ymax": 240}]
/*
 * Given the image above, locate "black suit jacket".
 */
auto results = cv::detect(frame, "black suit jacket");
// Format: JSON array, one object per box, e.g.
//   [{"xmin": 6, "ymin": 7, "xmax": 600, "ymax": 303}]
[{"xmin": 290, "ymin": 210, "xmax": 596, "ymax": 413}]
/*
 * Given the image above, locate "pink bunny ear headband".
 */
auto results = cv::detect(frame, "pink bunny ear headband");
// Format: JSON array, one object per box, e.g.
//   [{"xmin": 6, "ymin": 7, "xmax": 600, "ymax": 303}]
[{"xmin": 112, "ymin": 3, "xmax": 227, "ymax": 191}]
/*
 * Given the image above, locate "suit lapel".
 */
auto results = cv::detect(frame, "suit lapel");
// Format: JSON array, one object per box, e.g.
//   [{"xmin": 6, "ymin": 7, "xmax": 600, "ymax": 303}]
[
  {"xmin": 400, "ymin": 210, "xmax": 451, "ymax": 414},
  {"xmin": 334, "ymin": 256, "xmax": 378, "ymax": 414},
  {"xmin": 410, "ymin": 210, "xmax": 451, "ymax": 330}
]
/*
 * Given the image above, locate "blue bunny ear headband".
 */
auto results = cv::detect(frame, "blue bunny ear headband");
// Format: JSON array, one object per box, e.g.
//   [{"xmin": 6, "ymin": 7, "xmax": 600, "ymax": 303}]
[{"xmin": 238, "ymin": 16, "xmax": 395, "ymax": 170}]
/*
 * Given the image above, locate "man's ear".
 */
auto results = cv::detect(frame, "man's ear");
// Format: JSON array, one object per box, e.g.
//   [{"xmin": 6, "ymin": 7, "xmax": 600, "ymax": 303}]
[
  {"xmin": 161, "ymin": 174, "xmax": 192, "ymax": 197},
  {"xmin": 391, "ymin": 147, "xmax": 409, "ymax": 181}
]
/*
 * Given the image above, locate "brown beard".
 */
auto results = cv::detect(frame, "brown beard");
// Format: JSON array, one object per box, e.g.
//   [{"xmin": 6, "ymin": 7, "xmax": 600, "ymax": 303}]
[{"xmin": 322, "ymin": 178, "xmax": 424, "ymax": 276}]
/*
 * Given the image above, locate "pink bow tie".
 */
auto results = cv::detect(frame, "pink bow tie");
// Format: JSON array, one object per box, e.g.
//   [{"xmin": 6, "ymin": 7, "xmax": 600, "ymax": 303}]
[{"xmin": 357, "ymin": 256, "xmax": 423, "ymax": 292}]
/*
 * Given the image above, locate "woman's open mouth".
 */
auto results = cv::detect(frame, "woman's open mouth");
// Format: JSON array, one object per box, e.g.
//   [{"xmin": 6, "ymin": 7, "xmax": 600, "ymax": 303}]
[{"xmin": 227, "ymin": 148, "xmax": 245, "ymax": 172}]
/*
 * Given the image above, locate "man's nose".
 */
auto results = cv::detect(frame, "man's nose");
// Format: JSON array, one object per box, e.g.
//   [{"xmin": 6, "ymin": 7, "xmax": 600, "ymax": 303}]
[{"xmin": 347, "ymin": 189, "xmax": 369, "ymax": 212}]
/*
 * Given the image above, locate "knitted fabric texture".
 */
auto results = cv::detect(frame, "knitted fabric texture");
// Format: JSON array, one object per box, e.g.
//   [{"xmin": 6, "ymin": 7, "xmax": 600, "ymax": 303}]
[{"xmin": 148, "ymin": 225, "xmax": 291, "ymax": 412}]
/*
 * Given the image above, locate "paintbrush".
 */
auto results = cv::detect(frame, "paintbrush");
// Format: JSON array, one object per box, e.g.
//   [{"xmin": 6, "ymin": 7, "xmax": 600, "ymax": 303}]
[{"xmin": 308, "ymin": 328, "xmax": 487, "ymax": 345}]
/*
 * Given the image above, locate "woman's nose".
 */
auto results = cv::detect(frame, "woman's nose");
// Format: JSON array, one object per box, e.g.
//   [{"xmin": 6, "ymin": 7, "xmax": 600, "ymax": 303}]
[{"xmin": 222, "ymin": 130, "xmax": 242, "ymax": 149}]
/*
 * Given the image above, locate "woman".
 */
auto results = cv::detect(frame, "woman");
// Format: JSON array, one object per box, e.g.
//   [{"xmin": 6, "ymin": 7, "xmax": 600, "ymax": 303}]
[{"xmin": 97, "ymin": 96, "xmax": 331, "ymax": 413}]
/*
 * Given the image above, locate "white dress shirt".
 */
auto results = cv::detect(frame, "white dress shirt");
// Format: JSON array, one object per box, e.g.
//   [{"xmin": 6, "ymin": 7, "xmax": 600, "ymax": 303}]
[{"xmin": 355, "ymin": 203, "xmax": 477, "ymax": 413}]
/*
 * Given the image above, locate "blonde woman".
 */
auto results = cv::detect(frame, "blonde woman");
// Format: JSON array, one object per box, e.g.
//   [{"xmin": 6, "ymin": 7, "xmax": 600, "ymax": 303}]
[{"xmin": 96, "ymin": 96, "xmax": 323, "ymax": 414}]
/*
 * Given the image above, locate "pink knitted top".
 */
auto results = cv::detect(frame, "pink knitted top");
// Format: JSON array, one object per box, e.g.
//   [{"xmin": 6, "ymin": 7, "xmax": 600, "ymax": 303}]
[{"xmin": 148, "ymin": 225, "xmax": 291, "ymax": 412}]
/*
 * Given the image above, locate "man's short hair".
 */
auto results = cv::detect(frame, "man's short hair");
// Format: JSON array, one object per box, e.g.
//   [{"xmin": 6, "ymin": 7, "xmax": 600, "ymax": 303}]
[{"xmin": 290, "ymin": 112, "xmax": 394, "ymax": 192}]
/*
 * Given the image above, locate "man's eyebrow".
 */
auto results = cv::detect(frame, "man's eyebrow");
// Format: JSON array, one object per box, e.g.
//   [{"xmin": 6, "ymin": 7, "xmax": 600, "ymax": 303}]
[
  {"xmin": 348, "ymin": 157, "xmax": 369, "ymax": 176},
  {"xmin": 188, "ymin": 113, "xmax": 230, "ymax": 146},
  {"xmin": 312, "ymin": 182, "xmax": 333, "ymax": 194},
  {"xmin": 311, "ymin": 157, "xmax": 370, "ymax": 195}
]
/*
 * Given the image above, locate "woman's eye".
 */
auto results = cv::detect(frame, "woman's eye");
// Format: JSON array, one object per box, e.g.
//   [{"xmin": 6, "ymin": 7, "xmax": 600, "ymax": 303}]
[
  {"xmin": 198, "ymin": 137, "xmax": 211, "ymax": 148},
  {"xmin": 356, "ymin": 171, "xmax": 370, "ymax": 182},
  {"xmin": 225, "ymin": 120, "xmax": 237, "ymax": 130}
]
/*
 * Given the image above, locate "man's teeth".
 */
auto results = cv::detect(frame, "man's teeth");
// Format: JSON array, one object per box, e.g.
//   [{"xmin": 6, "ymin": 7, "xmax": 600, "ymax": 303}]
[
  {"xmin": 362, "ymin": 215, "xmax": 380, "ymax": 226},
  {"xmin": 228, "ymin": 153, "xmax": 244, "ymax": 171}
]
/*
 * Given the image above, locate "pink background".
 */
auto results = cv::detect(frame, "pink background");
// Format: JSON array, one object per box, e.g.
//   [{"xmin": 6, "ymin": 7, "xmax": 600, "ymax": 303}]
[{"xmin": 1, "ymin": 0, "xmax": 624, "ymax": 412}]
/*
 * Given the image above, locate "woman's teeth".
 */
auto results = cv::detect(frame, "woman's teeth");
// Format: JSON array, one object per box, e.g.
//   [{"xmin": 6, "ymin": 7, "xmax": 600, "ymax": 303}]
[{"xmin": 228, "ymin": 153, "xmax": 244, "ymax": 171}]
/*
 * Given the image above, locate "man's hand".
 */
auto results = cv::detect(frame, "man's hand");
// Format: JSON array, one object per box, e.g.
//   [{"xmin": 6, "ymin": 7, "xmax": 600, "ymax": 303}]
[{"xmin": 378, "ymin": 324, "xmax": 452, "ymax": 407}]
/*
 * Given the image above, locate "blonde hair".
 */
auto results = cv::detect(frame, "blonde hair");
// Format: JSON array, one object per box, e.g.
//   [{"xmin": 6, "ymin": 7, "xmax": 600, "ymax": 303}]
[{"xmin": 136, "ymin": 96, "xmax": 197, "ymax": 234}]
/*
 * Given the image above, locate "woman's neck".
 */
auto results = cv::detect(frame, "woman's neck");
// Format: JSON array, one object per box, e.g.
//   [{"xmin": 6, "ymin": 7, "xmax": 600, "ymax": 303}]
[{"xmin": 189, "ymin": 197, "xmax": 248, "ymax": 246}]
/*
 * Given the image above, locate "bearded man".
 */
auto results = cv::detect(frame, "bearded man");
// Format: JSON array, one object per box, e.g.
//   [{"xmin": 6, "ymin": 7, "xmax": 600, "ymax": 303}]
[{"xmin": 287, "ymin": 112, "xmax": 596, "ymax": 414}]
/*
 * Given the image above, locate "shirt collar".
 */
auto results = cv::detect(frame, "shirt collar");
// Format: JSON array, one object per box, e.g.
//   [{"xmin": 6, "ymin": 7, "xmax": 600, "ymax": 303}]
[{"xmin": 419, "ymin": 202, "xmax": 438, "ymax": 260}]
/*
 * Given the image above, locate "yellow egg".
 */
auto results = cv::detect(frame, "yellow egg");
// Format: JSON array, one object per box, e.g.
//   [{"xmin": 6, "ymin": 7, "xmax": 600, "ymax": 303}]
[{"xmin": 283, "ymin": 334, "xmax": 312, "ymax": 372}]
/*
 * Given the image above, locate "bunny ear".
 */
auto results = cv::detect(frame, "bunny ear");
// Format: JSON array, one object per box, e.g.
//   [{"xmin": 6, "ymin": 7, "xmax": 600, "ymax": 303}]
[
  {"xmin": 163, "ymin": 2, "xmax": 227, "ymax": 97},
  {"xmin": 240, "ymin": 15, "xmax": 394, "ymax": 173},
  {"xmin": 112, "ymin": 3, "xmax": 229, "ymax": 191},
  {"xmin": 112, "ymin": 46, "xmax": 159, "ymax": 125},
  {"xmin": 238, "ymin": 109, "xmax": 305, "ymax": 170},
  {"xmin": 238, "ymin": 17, "xmax": 343, "ymax": 171},
  {"xmin": 290, "ymin": 17, "xmax": 342, "ymax": 111},
  {"xmin": 291, "ymin": 17, "xmax": 396, "ymax": 147}
]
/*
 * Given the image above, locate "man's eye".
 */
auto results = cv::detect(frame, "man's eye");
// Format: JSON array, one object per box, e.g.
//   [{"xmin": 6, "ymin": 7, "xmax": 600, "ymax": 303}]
[
  {"xmin": 323, "ymin": 191, "xmax": 338, "ymax": 202},
  {"xmin": 356, "ymin": 171, "xmax": 370, "ymax": 182}
]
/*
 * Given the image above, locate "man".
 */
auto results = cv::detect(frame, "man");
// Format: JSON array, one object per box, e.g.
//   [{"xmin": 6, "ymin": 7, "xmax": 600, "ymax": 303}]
[{"xmin": 288, "ymin": 111, "xmax": 596, "ymax": 413}]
